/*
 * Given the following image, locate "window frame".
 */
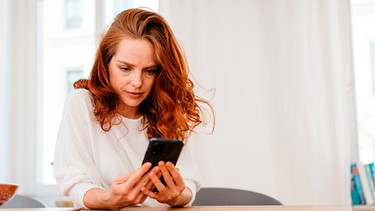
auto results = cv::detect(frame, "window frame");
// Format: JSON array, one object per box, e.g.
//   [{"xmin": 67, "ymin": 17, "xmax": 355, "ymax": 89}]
[
  {"xmin": 7, "ymin": 0, "xmax": 159, "ymax": 203},
  {"xmin": 5, "ymin": 0, "xmax": 107, "ymax": 199}
]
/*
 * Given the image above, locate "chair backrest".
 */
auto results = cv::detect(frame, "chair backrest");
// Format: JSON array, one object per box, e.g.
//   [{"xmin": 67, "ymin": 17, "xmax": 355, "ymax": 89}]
[
  {"xmin": 1, "ymin": 195, "xmax": 47, "ymax": 208},
  {"xmin": 192, "ymin": 187, "xmax": 282, "ymax": 206}
]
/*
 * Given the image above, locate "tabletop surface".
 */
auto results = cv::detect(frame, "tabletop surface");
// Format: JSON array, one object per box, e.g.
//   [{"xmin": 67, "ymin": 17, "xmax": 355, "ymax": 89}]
[{"xmin": 0, "ymin": 205, "xmax": 357, "ymax": 211}]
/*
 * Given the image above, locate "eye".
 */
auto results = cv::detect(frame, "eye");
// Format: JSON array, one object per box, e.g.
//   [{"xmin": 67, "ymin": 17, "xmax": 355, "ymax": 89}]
[
  {"xmin": 120, "ymin": 67, "xmax": 130, "ymax": 72},
  {"xmin": 145, "ymin": 69, "xmax": 157, "ymax": 75}
]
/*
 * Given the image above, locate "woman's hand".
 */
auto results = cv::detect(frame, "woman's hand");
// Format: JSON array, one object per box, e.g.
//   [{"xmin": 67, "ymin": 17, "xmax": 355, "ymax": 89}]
[
  {"xmin": 83, "ymin": 162, "xmax": 156, "ymax": 209},
  {"xmin": 141, "ymin": 161, "xmax": 192, "ymax": 207}
]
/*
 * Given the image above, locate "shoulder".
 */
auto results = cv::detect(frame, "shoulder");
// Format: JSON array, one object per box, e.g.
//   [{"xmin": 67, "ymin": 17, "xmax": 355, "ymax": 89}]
[
  {"xmin": 67, "ymin": 88, "xmax": 91, "ymax": 99},
  {"xmin": 64, "ymin": 88, "xmax": 92, "ymax": 109}
]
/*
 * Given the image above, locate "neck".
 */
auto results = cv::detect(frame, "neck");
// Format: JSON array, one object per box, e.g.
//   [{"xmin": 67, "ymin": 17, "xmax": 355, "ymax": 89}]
[{"xmin": 118, "ymin": 105, "xmax": 141, "ymax": 119}]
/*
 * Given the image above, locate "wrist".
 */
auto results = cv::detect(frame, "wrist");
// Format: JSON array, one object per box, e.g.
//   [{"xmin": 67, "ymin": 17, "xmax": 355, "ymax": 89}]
[
  {"xmin": 168, "ymin": 187, "xmax": 192, "ymax": 207},
  {"xmin": 83, "ymin": 188, "xmax": 110, "ymax": 209}
]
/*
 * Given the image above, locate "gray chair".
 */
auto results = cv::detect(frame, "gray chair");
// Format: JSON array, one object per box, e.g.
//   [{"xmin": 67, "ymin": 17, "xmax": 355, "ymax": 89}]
[
  {"xmin": 192, "ymin": 187, "xmax": 282, "ymax": 206},
  {"xmin": 2, "ymin": 195, "xmax": 47, "ymax": 208}
]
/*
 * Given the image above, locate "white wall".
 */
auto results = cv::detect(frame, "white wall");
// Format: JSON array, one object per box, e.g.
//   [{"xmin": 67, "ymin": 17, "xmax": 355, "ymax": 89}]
[{"xmin": 159, "ymin": 0, "xmax": 354, "ymax": 205}]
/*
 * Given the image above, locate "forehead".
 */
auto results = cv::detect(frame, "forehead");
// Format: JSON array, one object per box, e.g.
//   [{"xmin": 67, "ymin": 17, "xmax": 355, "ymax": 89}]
[{"xmin": 113, "ymin": 38, "xmax": 156, "ymax": 63}]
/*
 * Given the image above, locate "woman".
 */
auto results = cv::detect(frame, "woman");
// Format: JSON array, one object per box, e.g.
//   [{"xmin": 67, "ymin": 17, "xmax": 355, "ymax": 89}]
[{"xmin": 53, "ymin": 8, "xmax": 214, "ymax": 209}]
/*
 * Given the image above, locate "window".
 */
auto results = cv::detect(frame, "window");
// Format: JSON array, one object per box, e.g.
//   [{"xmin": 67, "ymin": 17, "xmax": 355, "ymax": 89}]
[
  {"xmin": 38, "ymin": 0, "xmax": 159, "ymax": 194},
  {"xmin": 66, "ymin": 69, "xmax": 83, "ymax": 93},
  {"xmin": 64, "ymin": 0, "xmax": 83, "ymax": 29},
  {"xmin": 351, "ymin": 0, "xmax": 375, "ymax": 163}
]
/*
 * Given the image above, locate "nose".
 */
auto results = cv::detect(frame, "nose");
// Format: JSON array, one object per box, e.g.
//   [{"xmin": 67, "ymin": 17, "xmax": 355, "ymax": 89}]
[{"xmin": 131, "ymin": 70, "xmax": 142, "ymax": 88}]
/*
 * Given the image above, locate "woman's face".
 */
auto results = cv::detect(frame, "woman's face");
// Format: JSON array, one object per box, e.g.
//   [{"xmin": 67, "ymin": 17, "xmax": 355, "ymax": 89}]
[{"xmin": 108, "ymin": 38, "xmax": 157, "ymax": 118}]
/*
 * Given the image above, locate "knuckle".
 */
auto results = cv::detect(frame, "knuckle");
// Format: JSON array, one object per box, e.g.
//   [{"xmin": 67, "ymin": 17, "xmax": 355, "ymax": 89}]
[{"xmin": 127, "ymin": 195, "xmax": 137, "ymax": 202}]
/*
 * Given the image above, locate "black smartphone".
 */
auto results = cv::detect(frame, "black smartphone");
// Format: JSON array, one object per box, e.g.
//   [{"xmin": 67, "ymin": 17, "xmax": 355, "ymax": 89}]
[
  {"xmin": 142, "ymin": 137, "xmax": 184, "ymax": 192},
  {"xmin": 142, "ymin": 137, "xmax": 184, "ymax": 167}
]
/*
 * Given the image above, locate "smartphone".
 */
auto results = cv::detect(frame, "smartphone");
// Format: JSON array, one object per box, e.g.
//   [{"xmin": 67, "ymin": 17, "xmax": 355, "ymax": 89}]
[
  {"xmin": 142, "ymin": 137, "xmax": 184, "ymax": 167},
  {"xmin": 142, "ymin": 137, "xmax": 184, "ymax": 192}
]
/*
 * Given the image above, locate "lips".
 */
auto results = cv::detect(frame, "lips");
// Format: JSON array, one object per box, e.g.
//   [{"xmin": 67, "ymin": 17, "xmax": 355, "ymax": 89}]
[{"xmin": 126, "ymin": 91, "xmax": 143, "ymax": 98}]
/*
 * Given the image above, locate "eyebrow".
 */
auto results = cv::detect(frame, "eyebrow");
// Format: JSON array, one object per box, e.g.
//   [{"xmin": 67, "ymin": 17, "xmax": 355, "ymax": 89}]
[{"xmin": 116, "ymin": 60, "xmax": 158, "ymax": 69}]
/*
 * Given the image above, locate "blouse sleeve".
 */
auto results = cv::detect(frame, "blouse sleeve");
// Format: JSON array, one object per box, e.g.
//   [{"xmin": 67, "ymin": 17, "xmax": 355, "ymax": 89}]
[
  {"xmin": 53, "ymin": 89, "xmax": 104, "ymax": 208},
  {"xmin": 176, "ymin": 140, "xmax": 202, "ymax": 206}
]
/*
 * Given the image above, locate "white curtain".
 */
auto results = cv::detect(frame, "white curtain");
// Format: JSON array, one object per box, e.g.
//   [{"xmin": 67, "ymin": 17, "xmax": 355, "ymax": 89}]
[
  {"xmin": 159, "ymin": 0, "xmax": 355, "ymax": 205},
  {"xmin": 0, "ymin": 0, "xmax": 38, "ymax": 189},
  {"xmin": 0, "ymin": 0, "xmax": 11, "ymax": 181}
]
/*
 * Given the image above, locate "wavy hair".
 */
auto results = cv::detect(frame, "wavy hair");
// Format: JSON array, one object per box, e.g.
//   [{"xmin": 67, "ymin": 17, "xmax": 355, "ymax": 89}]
[{"xmin": 74, "ymin": 8, "xmax": 214, "ymax": 141}]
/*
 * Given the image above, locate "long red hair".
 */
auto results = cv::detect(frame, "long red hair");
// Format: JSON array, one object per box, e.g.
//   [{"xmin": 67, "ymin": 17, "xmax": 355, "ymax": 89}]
[{"xmin": 74, "ymin": 8, "xmax": 214, "ymax": 140}]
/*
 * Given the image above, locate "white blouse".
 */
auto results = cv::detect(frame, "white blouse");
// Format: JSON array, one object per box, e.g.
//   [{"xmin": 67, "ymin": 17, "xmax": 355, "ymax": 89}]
[{"xmin": 53, "ymin": 89, "xmax": 201, "ymax": 208}]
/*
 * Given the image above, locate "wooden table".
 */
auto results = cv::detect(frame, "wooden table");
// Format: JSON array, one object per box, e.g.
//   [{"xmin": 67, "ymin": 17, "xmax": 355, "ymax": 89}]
[
  {"xmin": 352, "ymin": 205, "xmax": 375, "ymax": 211},
  {"xmin": 0, "ymin": 205, "xmax": 355, "ymax": 211}
]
